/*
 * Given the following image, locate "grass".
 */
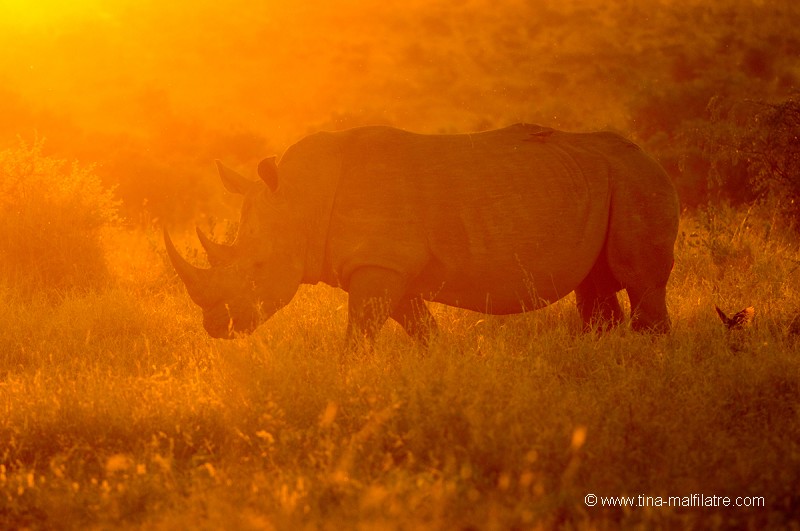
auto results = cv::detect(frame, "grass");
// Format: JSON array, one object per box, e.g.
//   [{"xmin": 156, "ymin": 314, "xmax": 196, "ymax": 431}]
[
  {"xmin": 1, "ymin": 205, "xmax": 799, "ymax": 530},
  {"xmin": 2, "ymin": 0, "xmax": 799, "ymax": 527}
]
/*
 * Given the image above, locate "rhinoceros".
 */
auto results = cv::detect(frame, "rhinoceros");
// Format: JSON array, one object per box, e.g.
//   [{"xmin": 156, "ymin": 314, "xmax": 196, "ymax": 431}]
[{"xmin": 165, "ymin": 124, "xmax": 679, "ymax": 344}]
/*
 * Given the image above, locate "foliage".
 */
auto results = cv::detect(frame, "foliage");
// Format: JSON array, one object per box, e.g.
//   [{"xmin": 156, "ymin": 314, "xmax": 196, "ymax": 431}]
[
  {"xmin": 700, "ymin": 95, "xmax": 800, "ymax": 229},
  {"xmin": 0, "ymin": 206, "xmax": 799, "ymax": 529},
  {"xmin": 1, "ymin": 1, "xmax": 800, "ymax": 528},
  {"xmin": 0, "ymin": 140, "xmax": 119, "ymax": 296},
  {"xmin": 1, "ymin": 0, "xmax": 799, "ymax": 219}
]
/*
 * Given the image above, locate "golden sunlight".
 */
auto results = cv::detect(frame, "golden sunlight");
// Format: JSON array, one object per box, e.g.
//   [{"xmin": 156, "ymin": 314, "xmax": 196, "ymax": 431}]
[
  {"xmin": 0, "ymin": 1, "xmax": 798, "ymax": 528},
  {"xmin": 0, "ymin": 0, "xmax": 114, "ymax": 27}
]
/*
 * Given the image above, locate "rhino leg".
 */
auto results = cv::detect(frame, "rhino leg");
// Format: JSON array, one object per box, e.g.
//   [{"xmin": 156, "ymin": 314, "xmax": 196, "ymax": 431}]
[
  {"xmin": 606, "ymin": 217, "xmax": 675, "ymax": 333},
  {"xmin": 627, "ymin": 285, "xmax": 670, "ymax": 333},
  {"xmin": 391, "ymin": 295, "xmax": 438, "ymax": 345},
  {"xmin": 575, "ymin": 249, "xmax": 623, "ymax": 332},
  {"xmin": 345, "ymin": 266, "xmax": 408, "ymax": 348}
]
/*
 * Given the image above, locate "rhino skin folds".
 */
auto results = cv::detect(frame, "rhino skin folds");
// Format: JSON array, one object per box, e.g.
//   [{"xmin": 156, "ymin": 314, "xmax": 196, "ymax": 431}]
[{"xmin": 165, "ymin": 124, "xmax": 680, "ymax": 344}]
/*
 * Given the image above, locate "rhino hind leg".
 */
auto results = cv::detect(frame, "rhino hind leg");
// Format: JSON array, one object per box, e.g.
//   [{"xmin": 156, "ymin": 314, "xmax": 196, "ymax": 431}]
[
  {"xmin": 605, "ymin": 215, "xmax": 675, "ymax": 333},
  {"xmin": 626, "ymin": 285, "xmax": 670, "ymax": 333},
  {"xmin": 391, "ymin": 295, "xmax": 438, "ymax": 345},
  {"xmin": 575, "ymin": 248, "xmax": 624, "ymax": 332}
]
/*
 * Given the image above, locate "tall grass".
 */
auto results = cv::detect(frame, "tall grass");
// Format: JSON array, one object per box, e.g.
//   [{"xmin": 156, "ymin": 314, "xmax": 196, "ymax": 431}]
[
  {"xmin": 0, "ymin": 141, "xmax": 119, "ymax": 297},
  {"xmin": 0, "ymin": 146, "xmax": 798, "ymax": 528},
  {"xmin": 1, "ymin": 203, "xmax": 798, "ymax": 529}
]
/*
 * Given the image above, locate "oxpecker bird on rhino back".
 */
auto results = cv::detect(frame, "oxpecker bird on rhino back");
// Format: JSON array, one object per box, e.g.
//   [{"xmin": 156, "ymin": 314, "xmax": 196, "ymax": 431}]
[{"xmin": 165, "ymin": 124, "xmax": 680, "ymax": 345}]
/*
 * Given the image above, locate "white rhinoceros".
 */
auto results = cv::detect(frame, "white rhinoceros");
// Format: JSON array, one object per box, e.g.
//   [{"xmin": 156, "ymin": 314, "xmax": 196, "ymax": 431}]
[{"xmin": 165, "ymin": 124, "xmax": 679, "ymax": 344}]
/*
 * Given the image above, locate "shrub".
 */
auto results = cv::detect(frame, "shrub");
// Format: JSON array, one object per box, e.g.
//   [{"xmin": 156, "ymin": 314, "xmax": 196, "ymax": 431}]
[
  {"xmin": 0, "ymin": 139, "xmax": 119, "ymax": 296},
  {"xmin": 700, "ymin": 95, "xmax": 800, "ymax": 229}
]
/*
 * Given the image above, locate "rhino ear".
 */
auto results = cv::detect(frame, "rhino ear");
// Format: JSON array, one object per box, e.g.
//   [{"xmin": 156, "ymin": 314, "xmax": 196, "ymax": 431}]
[
  {"xmin": 215, "ymin": 159, "xmax": 256, "ymax": 195},
  {"xmin": 257, "ymin": 156, "xmax": 279, "ymax": 192}
]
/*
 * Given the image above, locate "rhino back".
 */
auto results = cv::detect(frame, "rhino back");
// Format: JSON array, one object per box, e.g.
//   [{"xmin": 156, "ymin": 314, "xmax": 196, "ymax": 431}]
[{"xmin": 315, "ymin": 125, "xmax": 616, "ymax": 312}]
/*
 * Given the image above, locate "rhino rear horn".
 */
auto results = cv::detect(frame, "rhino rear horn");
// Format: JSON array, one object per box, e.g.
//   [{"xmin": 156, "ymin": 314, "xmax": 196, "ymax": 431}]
[
  {"xmin": 164, "ymin": 227, "xmax": 216, "ymax": 307},
  {"xmin": 196, "ymin": 226, "xmax": 235, "ymax": 266},
  {"xmin": 258, "ymin": 156, "xmax": 279, "ymax": 192},
  {"xmin": 215, "ymin": 159, "xmax": 256, "ymax": 195}
]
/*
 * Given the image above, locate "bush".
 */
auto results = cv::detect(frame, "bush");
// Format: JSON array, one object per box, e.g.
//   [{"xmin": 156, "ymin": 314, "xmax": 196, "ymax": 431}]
[
  {"xmin": 0, "ymin": 140, "xmax": 119, "ymax": 296},
  {"xmin": 700, "ymin": 95, "xmax": 800, "ymax": 229}
]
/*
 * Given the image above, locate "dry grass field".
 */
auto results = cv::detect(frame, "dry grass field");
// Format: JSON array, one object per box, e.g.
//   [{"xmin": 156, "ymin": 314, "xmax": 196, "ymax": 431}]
[
  {"xmin": 1, "ymin": 0, "xmax": 800, "ymax": 529},
  {"xmin": 1, "ymin": 148, "xmax": 798, "ymax": 529}
]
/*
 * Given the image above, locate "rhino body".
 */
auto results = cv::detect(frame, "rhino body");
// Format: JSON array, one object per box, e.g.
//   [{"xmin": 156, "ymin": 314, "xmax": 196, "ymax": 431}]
[{"xmin": 166, "ymin": 124, "xmax": 679, "ymax": 343}]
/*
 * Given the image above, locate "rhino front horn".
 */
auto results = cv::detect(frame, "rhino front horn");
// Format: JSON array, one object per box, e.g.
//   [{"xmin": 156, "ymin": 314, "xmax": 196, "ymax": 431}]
[
  {"xmin": 196, "ymin": 226, "xmax": 235, "ymax": 266},
  {"xmin": 164, "ymin": 227, "xmax": 216, "ymax": 307}
]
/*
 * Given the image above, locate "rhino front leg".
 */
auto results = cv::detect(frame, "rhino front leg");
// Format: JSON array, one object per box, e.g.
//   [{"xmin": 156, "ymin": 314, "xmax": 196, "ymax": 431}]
[
  {"xmin": 391, "ymin": 295, "xmax": 438, "ymax": 346},
  {"xmin": 345, "ymin": 266, "xmax": 408, "ymax": 349}
]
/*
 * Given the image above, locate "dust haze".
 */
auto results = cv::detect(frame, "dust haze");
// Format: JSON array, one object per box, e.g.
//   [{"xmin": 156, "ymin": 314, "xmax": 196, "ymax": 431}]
[{"xmin": 2, "ymin": 0, "xmax": 797, "ymax": 222}]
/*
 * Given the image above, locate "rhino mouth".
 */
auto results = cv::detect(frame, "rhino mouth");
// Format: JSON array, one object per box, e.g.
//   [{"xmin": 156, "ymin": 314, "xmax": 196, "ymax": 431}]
[
  {"xmin": 165, "ymin": 227, "xmax": 263, "ymax": 338},
  {"xmin": 202, "ymin": 304, "xmax": 259, "ymax": 339}
]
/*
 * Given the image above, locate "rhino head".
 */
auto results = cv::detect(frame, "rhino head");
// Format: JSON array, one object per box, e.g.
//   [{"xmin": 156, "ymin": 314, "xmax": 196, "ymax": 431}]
[{"xmin": 164, "ymin": 158, "xmax": 305, "ymax": 338}]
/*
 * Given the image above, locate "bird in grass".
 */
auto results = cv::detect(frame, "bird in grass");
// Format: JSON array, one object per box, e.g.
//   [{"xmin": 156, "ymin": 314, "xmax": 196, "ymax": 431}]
[{"xmin": 715, "ymin": 306, "xmax": 755, "ymax": 330}]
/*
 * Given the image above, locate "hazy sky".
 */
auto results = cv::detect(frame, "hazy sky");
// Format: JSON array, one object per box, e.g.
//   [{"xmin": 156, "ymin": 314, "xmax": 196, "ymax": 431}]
[{"xmin": 1, "ymin": 0, "xmax": 795, "ymax": 218}]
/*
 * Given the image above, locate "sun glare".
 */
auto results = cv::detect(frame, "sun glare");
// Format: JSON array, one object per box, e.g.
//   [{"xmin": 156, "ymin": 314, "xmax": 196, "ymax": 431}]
[{"xmin": 0, "ymin": 0, "xmax": 114, "ymax": 27}]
